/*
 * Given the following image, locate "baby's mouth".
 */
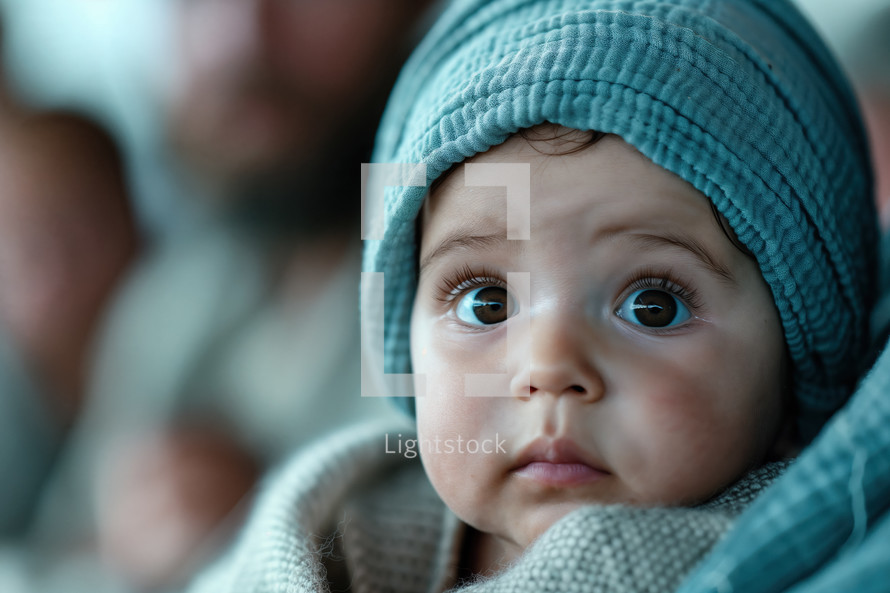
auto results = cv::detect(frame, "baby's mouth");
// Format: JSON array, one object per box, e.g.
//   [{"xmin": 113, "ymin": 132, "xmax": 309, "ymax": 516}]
[{"xmin": 512, "ymin": 437, "xmax": 610, "ymax": 487}]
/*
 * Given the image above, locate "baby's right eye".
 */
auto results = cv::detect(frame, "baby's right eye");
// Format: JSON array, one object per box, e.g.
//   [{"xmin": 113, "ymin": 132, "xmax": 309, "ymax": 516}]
[{"xmin": 455, "ymin": 286, "xmax": 516, "ymax": 326}]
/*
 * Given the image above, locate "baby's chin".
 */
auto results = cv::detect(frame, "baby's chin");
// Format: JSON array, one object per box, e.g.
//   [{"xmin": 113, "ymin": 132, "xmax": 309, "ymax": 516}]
[{"xmin": 475, "ymin": 499, "xmax": 592, "ymax": 562}]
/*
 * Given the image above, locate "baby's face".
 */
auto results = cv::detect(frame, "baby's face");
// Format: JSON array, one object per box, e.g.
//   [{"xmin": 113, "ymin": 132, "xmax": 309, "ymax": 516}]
[{"xmin": 410, "ymin": 131, "xmax": 787, "ymax": 565}]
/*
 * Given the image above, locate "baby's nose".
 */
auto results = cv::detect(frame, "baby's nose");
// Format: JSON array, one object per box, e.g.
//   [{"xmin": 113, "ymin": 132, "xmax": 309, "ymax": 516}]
[
  {"xmin": 521, "ymin": 365, "xmax": 603, "ymax": 402},
  {"xmin": 511, "ymin": 315, "xmax": 604, "ymax": 402}
]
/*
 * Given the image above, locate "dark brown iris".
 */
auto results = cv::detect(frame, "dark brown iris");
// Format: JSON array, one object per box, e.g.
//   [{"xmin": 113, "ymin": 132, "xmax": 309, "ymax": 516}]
[
  {"xmin": 631, "ymin": 290, "xmax": 677, "ymax": 327},
  {"xmin": 472, "ymin": 287, "xmax": 509, "ymax": 324}
]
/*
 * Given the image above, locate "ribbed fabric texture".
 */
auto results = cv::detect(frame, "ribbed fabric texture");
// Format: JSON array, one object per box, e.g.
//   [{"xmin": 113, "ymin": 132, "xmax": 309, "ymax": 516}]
[
  {"xmin": 365, "ymin": 0, "xmax": 878, "ymax": 442},
  {"xmin": 183, "ymin": 418, "xmax": 789, "ymax": 592}
]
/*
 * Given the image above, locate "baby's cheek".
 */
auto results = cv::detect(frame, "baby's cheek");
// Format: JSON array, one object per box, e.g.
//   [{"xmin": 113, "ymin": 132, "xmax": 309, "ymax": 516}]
[
  {"xmin": 416, "ymin": 398, "xmax": 493, "ymax": 526},
  {"xmin": 415, "ymin": 356, "xmax": 505, "ymax": 517},
  {"xmin": 415, "ymin": 323, "xmax": 508, "ymax": 432},
  {"xmin": 613, "ymin": 367, "xmax": 744, "ymax": 504}
]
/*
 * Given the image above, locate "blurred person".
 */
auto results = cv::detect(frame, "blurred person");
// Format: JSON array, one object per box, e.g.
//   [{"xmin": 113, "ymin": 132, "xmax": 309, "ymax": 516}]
[
  {"xmin": 5, "ymin": 1, "xmax": 440, "ymax": 591},
  {"xmin": 94, "ymin": 424, "xmax": 260, "ymax": 589},
  {"xmin": 0, "ymin": 111, "xmax": 139, "ymax": 536},
  {"xmin": 0, "ymin": 113, "xmax": 138, "ymax": 420},
  {"xmin": 165, "ymin": 0, "xmax": 431, "ymax": 208}
]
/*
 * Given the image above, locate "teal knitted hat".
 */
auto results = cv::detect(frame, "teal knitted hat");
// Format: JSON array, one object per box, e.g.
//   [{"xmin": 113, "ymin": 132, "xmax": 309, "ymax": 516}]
[{"xmin": 364, "ymin": 0, "xmax": 878, "ymax": 442}]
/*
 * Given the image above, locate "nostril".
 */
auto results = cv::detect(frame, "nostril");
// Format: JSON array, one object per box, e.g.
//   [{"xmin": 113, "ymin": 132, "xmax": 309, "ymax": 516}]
[{"xmin": 523, "ymin": 385, "xmax": 587, "ymax": 397}]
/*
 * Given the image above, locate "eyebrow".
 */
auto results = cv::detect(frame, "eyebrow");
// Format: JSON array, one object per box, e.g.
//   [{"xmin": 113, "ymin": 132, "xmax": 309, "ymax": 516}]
[
  {"xmin": 612, "ymin": 231, "xmax": 736, "ymax": 284},
  {"xmin": 419, "ymin": 232, "xmax": 506, "ymax": 275},
  {"xmin": 419, "ymin": 228, "xmax": 736, "ymax": 283}
]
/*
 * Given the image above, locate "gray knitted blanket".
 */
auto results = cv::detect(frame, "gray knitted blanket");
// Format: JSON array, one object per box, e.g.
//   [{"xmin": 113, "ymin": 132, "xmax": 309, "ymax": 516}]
[{"xmin": 186, "ymin": 419, "xmax": 789, "ymax": 593}]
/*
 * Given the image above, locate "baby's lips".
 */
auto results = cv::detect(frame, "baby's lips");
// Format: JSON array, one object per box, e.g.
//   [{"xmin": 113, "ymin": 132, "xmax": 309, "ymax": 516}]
[{"xmin": 511, "ymin": 436, "xmax": 609, "ymax": 474}]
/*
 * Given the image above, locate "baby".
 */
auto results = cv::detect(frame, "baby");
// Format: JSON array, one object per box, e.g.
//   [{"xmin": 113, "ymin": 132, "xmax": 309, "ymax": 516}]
[
  {"xmin": 412, "ymin": 125, "xmax": 790, "ymax": 574},
  {"xmin": 187, "ymin": 0, "xmax": 878, "ymax": 591}
]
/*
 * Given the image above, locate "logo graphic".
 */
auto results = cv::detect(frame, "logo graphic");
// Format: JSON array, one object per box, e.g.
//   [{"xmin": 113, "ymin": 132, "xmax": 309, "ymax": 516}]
[{"xmin": 361, "ymin": 162, "xmax": 531, "ymax": 398}]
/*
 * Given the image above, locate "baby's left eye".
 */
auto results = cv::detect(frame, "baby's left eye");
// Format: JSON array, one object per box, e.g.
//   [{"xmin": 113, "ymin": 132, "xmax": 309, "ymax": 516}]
[{"xmin": 615, "ymin": 289, "xmax": 691, "ymax": 329}]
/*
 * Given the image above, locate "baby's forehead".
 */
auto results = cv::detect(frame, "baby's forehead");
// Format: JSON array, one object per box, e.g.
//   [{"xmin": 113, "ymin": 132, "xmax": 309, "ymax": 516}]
[
  {"xmin": 427, "ymin": 140, "xmax": 712, "ymax": 234},
  {"xmin": 417, "ymin": 130, "xmax": 755, "ymax": 273}
]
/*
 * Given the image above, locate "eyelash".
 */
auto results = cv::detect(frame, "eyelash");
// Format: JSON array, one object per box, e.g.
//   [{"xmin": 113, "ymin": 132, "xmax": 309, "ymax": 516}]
[
  {"xmin": 622, "ymin": 267, "xmax": 704, "ymax": 312},
  {"xmin": 435, "ymin": 264, "xmax": 504, "ymax": 304}
]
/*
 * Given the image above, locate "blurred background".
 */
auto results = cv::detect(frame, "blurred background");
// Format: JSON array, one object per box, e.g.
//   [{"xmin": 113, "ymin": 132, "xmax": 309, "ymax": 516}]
[{"xmin": 0, "ymin": 0, "xmax": 886, "ymax": 592}]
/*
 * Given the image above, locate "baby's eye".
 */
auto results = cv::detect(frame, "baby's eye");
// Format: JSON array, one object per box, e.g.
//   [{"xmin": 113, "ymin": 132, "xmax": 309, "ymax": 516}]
[
  {"xmin": 615, "ymin": 288, "xmax": 691, "ymax": 329},
  {"xmin": 455, "ymin": 286, "xmax": 515, "ymax": 326}
]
